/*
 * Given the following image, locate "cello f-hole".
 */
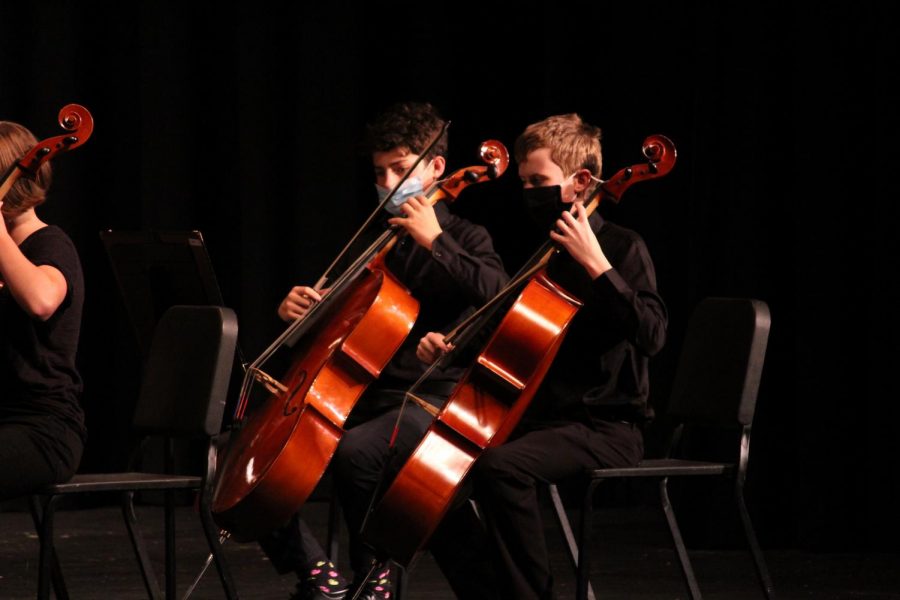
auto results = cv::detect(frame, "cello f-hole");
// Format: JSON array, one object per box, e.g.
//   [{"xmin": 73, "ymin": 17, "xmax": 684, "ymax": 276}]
[{"xmin": 283, "ymin": 372, "xmax": 308, "ymax": 417}]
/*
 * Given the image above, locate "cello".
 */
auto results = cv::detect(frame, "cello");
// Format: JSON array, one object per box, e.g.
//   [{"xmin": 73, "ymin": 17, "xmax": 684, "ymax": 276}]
[
  {"xmin": 361, "ymin": 134, "xmax": 677, "ymax": 569},
  {"xmin": 0, "ymin": 104, "xmax": 94, "ymax": 290},
  {"xmin": 211, "ymin": 139, "xmax": 510, "ymax": 542}
]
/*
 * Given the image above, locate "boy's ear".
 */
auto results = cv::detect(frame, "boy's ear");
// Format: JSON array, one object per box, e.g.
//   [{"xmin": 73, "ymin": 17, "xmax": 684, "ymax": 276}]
[
  {"xmin": 431, "ymin": 155, "xmax": 446, "ymax": 178},
  {"xmin": 572, "ymin": 168, "xmax": 592, "ymax": 192}
]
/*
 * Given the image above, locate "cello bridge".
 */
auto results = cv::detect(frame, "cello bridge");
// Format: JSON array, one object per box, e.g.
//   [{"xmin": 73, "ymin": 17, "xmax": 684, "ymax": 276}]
[{"xmin": 249, "ymin": 367, "xmax": 288, "ymax": 395}]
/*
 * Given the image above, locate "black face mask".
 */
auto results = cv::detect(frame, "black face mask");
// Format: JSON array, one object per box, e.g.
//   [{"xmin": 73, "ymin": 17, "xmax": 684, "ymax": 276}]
[{"xmin": 523, "ymin": 185, "xmax": 567, "ymax": 232}]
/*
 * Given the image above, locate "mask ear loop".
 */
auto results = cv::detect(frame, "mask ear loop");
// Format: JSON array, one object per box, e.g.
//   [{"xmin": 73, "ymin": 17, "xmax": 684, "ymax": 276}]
[{"xmin": 568, "ymin": 169, "xmax": 604, "ymax": 204}]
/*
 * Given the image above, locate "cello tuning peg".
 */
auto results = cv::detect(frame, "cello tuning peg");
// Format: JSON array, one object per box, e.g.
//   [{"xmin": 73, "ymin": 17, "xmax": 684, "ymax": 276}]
[{"xmin": 464, "ymin": 170, "xmax": 480, "ymax": 182}]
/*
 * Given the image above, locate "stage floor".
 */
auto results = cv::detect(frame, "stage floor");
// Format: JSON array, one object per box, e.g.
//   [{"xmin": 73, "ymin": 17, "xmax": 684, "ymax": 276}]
[{"xmin": 1, "ymin": 498, "xmax": 898, "ymax": 599}]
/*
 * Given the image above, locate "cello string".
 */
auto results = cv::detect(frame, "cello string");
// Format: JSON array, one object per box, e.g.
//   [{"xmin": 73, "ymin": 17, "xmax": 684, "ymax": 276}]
[
  {"xmin": 440, "ymin": 178, "xmax": 611, "ymax": 344},
  {"xmin": 243, "ymin": 121, "xmax": 450, "ymax": 374},
  {"xmin": 233, "ymin": 226, "xmax": 397, "ymax": 419},
  {"xmin": 240, "ymin": 123, "xmax": 453, "ymax": 377},
  {"xmin": 390, "ymin": 179, "xmax": 610, "ymax": 414},
  {"xmin": 235, "ymin": 133, "xmax": 499, "ymax": 420},
  {"xmin": 236, "ymin": 181, "xmax": 583, "ymax": 419},
  {"xmin": 230, "ymin": 168, "xmax": 464, "ymax": 419},
  {"xmin": 388, "ymin": 150, "xmax": 674, "ymax": 415}
]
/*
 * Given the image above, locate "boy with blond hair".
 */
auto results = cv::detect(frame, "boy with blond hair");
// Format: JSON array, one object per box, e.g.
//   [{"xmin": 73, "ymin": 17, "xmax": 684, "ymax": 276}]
[{"xmin": 419, "ymin": 113, "xmax": 668, "ymax": 599}]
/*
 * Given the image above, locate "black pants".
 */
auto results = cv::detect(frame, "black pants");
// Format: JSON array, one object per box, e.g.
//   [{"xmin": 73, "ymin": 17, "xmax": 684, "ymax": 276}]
[
  {"xmin": 0, "ymin": 420, "xmax": 83, "ymax": 502},
  {"xmin": 472, "ymin": 418, "xmax": 643, "ymax": 600},
  {"xmin": 257, "ymin": 512, "xmax": 329, "ymax": 575}
]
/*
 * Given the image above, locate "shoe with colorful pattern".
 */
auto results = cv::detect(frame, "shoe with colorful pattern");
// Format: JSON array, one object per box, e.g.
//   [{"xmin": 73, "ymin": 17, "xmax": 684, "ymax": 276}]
[
  {"xmin": 290, "ymin": 560, "xmax": 348, "ymax": 600},
  {"xmin": 358, "ymin": 564, "xmax": 391, "ymax": 600}
]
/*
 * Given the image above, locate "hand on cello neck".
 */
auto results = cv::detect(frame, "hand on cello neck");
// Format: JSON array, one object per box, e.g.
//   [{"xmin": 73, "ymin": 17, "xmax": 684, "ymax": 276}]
[
  {"xmin": 386, "ymin": 195, "xmax": 443, "ymax": 251},
  {"xmin": 277, "ymin": 284, "xmax": 330, "ymax": 322}
]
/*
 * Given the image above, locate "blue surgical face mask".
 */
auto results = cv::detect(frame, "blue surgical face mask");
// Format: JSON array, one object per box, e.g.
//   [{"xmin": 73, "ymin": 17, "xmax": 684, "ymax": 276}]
[{"xmin": 375, "ymin": 176, "xmax": 426, "ymax": 215}]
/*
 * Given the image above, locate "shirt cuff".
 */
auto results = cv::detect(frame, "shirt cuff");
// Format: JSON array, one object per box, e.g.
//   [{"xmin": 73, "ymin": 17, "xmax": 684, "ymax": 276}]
[{"xmin": 430, "ymin": 231, "xmax": 463, "ymax": 265}]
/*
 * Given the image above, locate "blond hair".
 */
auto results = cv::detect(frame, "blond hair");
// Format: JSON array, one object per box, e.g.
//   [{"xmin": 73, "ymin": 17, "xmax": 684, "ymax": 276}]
[
  {"xmin": 514, "ymin": 113, "xmax": 602, "ymax": 182},
  {"xmin": 0, "ymin": 121, "xmax": 52, "ymax": 216}
]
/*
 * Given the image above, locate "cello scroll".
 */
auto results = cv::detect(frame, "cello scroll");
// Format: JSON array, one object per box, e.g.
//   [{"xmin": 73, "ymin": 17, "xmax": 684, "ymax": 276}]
[
  {"xmin": 597, "ymin": 134, "xmax": 676, "ymax": 204},
  {"xmin": 0, "ymin": 104, "xmax": 94, "ymax": 201},
  {"xmin": 9, "ymin": 104, "xmax": 94, "ymax": 178},
  {"xmin": 427, "ymin": 139, "xmax": 509, "ymax": 205}
]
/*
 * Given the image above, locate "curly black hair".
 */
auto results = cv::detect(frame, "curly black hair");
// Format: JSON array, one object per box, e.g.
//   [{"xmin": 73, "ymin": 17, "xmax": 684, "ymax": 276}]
[{"xmin": 364, "ymin": 101, "xmax": 448, "ymax": 160}]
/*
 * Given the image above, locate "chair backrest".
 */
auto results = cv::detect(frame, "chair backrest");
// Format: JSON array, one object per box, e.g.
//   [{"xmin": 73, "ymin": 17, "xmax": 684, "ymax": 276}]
[
  {"xmin": 132, "ymin": 305, "xmax": 238, "ymax": 437},
  {"xmin": 666, "ymin": 298, "xmax": 770, "ymax": 428}
]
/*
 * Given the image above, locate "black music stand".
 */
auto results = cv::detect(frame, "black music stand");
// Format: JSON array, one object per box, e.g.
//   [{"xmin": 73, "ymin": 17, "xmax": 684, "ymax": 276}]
[{"xmin": 99, "ymin": 229, "xmax": 227, "ymax": 359}]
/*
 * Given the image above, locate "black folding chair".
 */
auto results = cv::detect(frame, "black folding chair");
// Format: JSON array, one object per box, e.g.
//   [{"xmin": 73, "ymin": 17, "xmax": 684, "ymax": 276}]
[
  {"xmin": 29, "ymin": 305, "xmax": 240, "ymax": 599},
  {"xmin": 550, "ymin": 297, "xmax": 775, "ymax": 600}
]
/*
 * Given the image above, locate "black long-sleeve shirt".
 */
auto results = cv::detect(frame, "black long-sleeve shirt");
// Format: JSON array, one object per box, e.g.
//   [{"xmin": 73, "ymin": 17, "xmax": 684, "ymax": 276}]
[{"xmin": 535, "ymin": 212, "xmax": 667, "ymax": 422}]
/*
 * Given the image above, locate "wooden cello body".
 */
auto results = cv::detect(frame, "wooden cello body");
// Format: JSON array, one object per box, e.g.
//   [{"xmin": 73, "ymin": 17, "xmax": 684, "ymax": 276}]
[
  {"xmin": 211, "ymin": 141, "xmax": 510, "ymax": 542},
  {"xmin": 212, "ymin": 257, "xmax": 417, "ymax": 540},
  {"xmin": 362, "ymin": 134, "xmax": 677, "ymax": 568},
  {"xmin": 363, "ymin": 271, "xmax": 582, "ymax": 566}
]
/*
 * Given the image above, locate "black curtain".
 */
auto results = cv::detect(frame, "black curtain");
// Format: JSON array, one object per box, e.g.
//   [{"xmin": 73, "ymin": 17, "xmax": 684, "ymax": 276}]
[{"xmin": 2, "ymin": 2, "xmax": 897, "ymax": 551}]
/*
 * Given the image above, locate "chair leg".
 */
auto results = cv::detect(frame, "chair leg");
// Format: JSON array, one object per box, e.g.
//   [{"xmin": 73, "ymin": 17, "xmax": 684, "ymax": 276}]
[
  {"xmin": 392, "ymin": 562, "xmax": 408, "ymax": 600},
  {"xmin": 29, "ymin": 495, "xmax": 70, "ymax": 600},
  {"xmin": 575, "ymin": 480, "xmax": 602, "ymax": 600},
  {"xmin": 549, "ymin": 485, "xmax": 579, "ymax": 570},
  {"xmin": 122, "ymin": 491, "xmax": 164, "ymax": 600},
  {"xmin": 549, "ymin": 484, "xmax": 597, "ymax": 600},
  {"xmin": 659, "ymin": 478, "xmax": 703, "ymax": 600},
  {"xmin": 165, "ymin": 490, "xmax": 176, "ymax": 600},
  {"xmin": 34, "ymin": 495, "xmax": 68, "ymax": 600},
  {"xmin": 735, "ymin": 484, "xmax": 776, "ymax": 599},
  {"xmin": 201, "ymin": 439, "xmax": 239, "ymax": 599},
  {"xmin": 199, "ymin": 501, "xmax": 239, "ymax": 600}
]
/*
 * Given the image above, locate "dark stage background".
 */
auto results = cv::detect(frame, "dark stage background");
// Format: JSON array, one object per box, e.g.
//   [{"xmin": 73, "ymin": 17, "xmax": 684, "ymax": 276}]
[{"xmin": 2, "ymin": 3, "xmax": 897, "ymax": 554}]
